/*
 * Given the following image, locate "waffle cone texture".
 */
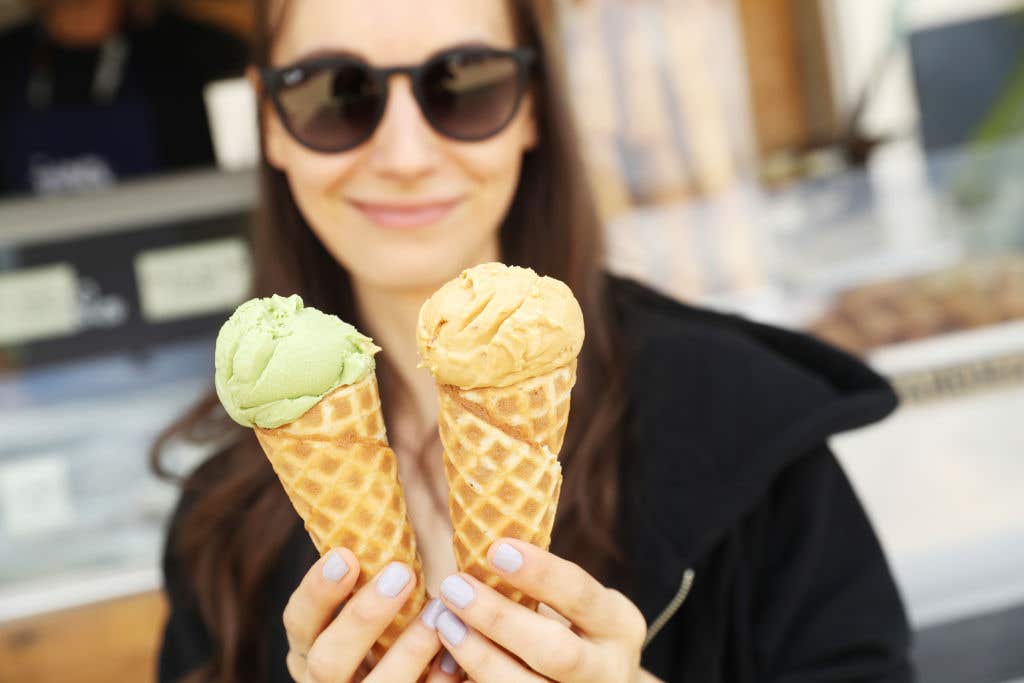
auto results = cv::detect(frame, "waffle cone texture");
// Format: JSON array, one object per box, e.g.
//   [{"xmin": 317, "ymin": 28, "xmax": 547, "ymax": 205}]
[
  {"xmin": 254, "ymin": 373, "xmax": 426, "ymax": 656},
  {"xmin": 438, "ymin": 360, "xmax": 576, "ymax": 609}
]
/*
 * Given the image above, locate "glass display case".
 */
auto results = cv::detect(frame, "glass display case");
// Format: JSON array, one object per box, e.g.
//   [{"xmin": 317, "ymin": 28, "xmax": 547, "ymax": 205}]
[
  {"xmin": 781, "ymin": 139, "xmax": 1024, "ymax": 682},
  {"xmin": 0, "ymin": 169, "xmax": 254, "ymax": 620},
  {"xmin": 607, "ymin": 134, "xmax": 1024, "ymax": 681}
]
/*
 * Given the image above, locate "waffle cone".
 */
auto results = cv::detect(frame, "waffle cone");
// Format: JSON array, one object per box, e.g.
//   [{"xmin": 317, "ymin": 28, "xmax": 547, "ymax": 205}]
[
  {"xmin": 254, "ymin": 374, "xmax": 426, "ymax": 657},
  {"xmin": 437, "ymin": 361, "xmax": 576, "ymax": 610}
]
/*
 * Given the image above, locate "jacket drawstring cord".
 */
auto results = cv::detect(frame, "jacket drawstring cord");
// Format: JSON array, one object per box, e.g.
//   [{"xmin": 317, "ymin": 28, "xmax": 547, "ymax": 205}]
[{"xmin": 642, "ymin": 569, "xmax": 695, "ymax": 651}]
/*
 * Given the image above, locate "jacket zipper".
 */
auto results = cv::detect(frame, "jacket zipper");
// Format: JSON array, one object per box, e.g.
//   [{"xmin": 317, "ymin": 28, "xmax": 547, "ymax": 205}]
[{"xmin": 642, "ymin": 569, "xmax": 695, "ymax": 650}]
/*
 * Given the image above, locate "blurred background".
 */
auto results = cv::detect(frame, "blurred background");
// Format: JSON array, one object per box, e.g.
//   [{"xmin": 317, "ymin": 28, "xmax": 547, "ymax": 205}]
[{"xmin": 1, "ymin": 0, "xmax": 1022, "ymax": 680}]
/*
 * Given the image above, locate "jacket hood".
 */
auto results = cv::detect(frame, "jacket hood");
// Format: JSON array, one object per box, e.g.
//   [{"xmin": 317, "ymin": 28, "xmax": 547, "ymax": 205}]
[{"xmin": 609, "ymin": 277, "xmax": 898, "ymax": 595}]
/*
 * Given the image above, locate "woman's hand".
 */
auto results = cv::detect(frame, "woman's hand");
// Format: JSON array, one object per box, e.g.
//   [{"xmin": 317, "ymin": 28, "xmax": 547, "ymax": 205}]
[
  {"xmin": 283, "ymin": 548, "xmax": 458, "ymax": 682},
  {"xmin": 434, "ymin": 539, "xmax": 651, "ymax": 683}
]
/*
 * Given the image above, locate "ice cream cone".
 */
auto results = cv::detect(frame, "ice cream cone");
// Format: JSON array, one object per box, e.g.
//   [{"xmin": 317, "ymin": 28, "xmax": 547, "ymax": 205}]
[
  {"xmin": 254, "ymin": 373, "xmax": 426, "ymax": 656},
  {"xmin": 417, "ymin": 263, "xmax": 584, "ymax": 610},
  {"xmin": 214, "ymin": 294, "xmax": 426, "ymax": 659},
  {"xmin": 438, "ymin": 361, "xmax": 575, "ymax": 608}
]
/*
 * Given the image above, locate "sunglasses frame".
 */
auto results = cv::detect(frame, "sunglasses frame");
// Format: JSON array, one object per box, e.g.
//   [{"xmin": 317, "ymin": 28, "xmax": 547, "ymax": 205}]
[{"xmin": 260, "ymin": 46, "xmax": 537, "ymax": 153}]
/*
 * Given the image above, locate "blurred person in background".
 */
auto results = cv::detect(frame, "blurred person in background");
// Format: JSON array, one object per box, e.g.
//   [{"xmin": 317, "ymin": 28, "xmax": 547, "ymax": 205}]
[
  {"xmin": 0, "ymin": 0, "xmax": 247, "ymax": 196},
  {"xmin": 153, "ymin": 1, "xmax": 913, "ymax": 682}
]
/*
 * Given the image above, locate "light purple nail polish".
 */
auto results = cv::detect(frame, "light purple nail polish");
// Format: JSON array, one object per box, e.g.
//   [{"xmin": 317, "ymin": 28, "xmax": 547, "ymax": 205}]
[
  {"xmin": 440, "ymin": 575, "xmax": 474, "ymax": 609},
  {"xmin": 440, "ymin": 650, "xmax": 458, "ymax": 674},
  {"xmin": 421, "ymin": 598, "xmax": 445, "ymax": 629},
  {"xmin": 322, "ymin": 551, "xmax": 349, "ymax": 582},
  {"xmin": 491, "ymin": 543, "xmax": 523, "ymax": 573},
  {"xmin": 376, "ymin": 562, "xmax": 411, "ymax": 598},
  {"xmin": 437, "ymin": 610, "xmax": 468, "ymax": 646}
]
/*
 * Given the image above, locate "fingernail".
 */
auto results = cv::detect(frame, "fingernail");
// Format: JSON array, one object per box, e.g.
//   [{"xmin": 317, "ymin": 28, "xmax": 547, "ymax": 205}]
[
  {"xmin": 437, "ymin": 610, "xmax": 467, "ymax": 646},
  {"xmin": 421, "ymin": 598, "xmax": 445, "ymax": 629},
  {"xmin": 440, "ymin": 650, "xmax": 458, "ymax": 674},
  {"xmin": 376, "ymin": 562, "xmax": 411, "ymax": 598},
  {"xmin": 322, "ymin": 550, "xmax": 349, "ymax": 582},
  {"xmin": 491, "ymin": 543, "xmax": 523, "ymax": 573},
  {"xmin": 440, "ymin": 575, "xmax": 474, "ymax": 609}
]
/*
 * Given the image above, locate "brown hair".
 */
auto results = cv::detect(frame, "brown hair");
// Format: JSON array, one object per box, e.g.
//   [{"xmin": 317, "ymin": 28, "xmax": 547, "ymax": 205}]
[{"xmin": 153, "ymin": 2, "xmax": 629, "ymax": 681}]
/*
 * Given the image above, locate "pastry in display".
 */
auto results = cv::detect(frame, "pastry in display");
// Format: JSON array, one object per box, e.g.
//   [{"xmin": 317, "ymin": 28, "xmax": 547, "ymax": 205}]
[{"xmin": 812, "ymin": 253, "xmax": 1024, "ymax": 353}]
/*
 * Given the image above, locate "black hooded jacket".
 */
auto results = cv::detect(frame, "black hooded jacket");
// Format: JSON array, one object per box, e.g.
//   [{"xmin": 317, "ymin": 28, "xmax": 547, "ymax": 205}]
[
  {"xmin": 612, "ymin": 278, "xmax": 912, "ymax": 681},
  {"xmin": 158, "ymin": 277, "xmax": 913, "ymax": 682}
]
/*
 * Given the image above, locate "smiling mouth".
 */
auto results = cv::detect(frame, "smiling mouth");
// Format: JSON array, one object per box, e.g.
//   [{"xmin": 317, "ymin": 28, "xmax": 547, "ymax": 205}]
[{"xmin": 350, "ymin": 198, "xmax": 463, "ymax": 229}]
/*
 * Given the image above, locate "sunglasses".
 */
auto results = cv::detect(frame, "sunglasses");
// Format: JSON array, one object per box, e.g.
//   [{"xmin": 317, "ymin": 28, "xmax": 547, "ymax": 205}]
[{"xmin": 260, "ymin": 46, "xmax": 536, "ymax": 153}]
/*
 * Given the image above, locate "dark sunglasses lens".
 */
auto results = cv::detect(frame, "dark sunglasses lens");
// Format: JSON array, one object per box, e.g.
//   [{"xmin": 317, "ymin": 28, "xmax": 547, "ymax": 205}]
[
  {"xmin": 276, "ymin": 63, "xmax": 381, "ymax": 151},
  {"xmin": 421, "ymin": 51, "xmax": 523, "ymax": 140}
]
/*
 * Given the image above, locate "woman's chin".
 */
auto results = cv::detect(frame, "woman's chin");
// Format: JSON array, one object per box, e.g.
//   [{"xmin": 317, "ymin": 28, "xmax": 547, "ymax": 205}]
[{"xmin": 340, "ymin": 240, "xmax": 499, "ymax": 293}]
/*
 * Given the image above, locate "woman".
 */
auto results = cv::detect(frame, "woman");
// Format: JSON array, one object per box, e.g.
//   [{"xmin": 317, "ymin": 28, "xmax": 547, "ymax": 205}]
[{"xmin": 155, "ymin": 1, "xmax": 913, "ymax": 681}]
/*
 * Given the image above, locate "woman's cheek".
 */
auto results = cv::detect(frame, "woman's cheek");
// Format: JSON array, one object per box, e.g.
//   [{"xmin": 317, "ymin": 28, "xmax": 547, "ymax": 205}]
[
  {"xmin": 294, "ymin": 149, "xmax": 361, "ymax": 199},
  {"xmin": 286, "ymin": 153, "xmax": 363, "ymax": 235},
  {"xmin": 469, "ymin": 150, "xmax": 525, "ymax": 225}
]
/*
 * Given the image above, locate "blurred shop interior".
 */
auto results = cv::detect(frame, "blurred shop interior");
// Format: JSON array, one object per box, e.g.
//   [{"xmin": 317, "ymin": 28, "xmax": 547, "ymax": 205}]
[{"xmin": 1, "ymin": 0, "xmax": 1023, "ymax": 680}]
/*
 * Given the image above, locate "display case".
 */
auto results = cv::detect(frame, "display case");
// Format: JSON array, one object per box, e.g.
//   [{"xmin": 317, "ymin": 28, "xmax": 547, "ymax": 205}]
[
  {"xmin": 778, "ymin": 139, "xmax": 1024, "ymax": 682},
  {"xmin": 607, "ymin": 135, "xmax": 1024, "ymax": 681},
  {"xmin": 0, "ymin": 169, "xmax": 254, "ymax": 621}
]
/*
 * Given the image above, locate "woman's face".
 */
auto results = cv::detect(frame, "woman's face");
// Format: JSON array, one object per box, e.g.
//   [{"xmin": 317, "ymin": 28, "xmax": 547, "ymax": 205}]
[{"xmin": 264, "ymin": 0, "xmax": 537, "ymax": 293}]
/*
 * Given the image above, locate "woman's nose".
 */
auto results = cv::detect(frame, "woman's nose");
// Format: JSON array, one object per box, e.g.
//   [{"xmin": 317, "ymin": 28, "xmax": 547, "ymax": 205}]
[{"xmin": 367, "ymin": 77, "xmax": 441, "ymax": 182}]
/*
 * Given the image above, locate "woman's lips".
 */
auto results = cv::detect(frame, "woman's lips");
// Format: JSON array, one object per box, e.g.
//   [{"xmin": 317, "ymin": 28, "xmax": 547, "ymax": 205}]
[{"xmin": 350, "ymin": 198, "xmax": 462, "ymax": 229}]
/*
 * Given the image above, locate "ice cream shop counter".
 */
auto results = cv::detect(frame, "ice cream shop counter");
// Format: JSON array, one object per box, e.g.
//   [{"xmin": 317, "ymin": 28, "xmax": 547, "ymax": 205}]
[
  {"xmin": 0, "ymin": 169, "xmax": 256, "ymax": 626},
  {"xmin": 602, "ymin": 139, "xmax": 1024, "ymax": 681}
]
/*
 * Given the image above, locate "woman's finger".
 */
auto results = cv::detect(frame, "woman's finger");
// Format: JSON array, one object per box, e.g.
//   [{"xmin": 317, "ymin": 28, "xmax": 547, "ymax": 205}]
[
  {"xmin": 305, "ymin": 562, "xmax": 418, "ymax": 682},
  {"xmin": 486, "ymin": 539, "xmax": 647, "ymax": 644},
  {"xmin": 435, "ymin": 609, "xmax": 546, "ymax": 683},
  {"xmin": 282, "ymin": 548, "xmax": 361, "ymax": 657},
  {"xmin": 439, "ymin": 573, "xmax": 600, "ymax": 682},
  {"xmin": 286, "ymin": 649, "xmax": 306, "ymax": 682},
  {"xmin": 423, "ymin": 648, "xmax": 462, "ymax": 682},
  {"xmin": 363, "ymin": 598, "xmax": 444, "ymax": 683},
  {"xmin": 537, "ymin": 601, "xmax": 573, "ymax": 628}
]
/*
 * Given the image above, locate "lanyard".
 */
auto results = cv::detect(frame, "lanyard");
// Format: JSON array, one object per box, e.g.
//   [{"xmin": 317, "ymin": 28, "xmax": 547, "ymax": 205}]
[{"xmin": 26, "ymin": 31, "xmax": 131, "ymax": 109}]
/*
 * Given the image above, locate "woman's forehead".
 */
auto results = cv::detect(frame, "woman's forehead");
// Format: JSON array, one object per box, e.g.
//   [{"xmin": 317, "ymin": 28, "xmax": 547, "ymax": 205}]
[{"xmin": 271, "ymin": 0, "xmax": 519, "ymax": 65}]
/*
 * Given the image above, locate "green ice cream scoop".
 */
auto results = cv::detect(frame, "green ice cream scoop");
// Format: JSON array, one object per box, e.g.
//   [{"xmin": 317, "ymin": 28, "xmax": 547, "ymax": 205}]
[{"xmin": 215, "ymin": 294, "xmax": 379, "ymax": 429}]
